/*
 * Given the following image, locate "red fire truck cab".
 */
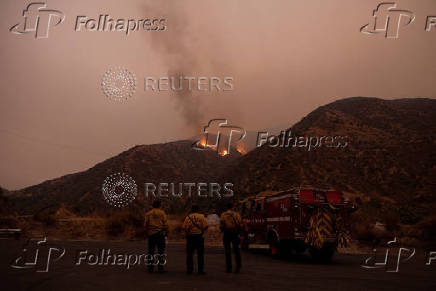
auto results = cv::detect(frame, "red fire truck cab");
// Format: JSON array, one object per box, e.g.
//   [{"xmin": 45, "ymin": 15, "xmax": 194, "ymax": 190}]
[{"xmin": 240, "ymin": 188, "xmax": 354, "ymax": 261}]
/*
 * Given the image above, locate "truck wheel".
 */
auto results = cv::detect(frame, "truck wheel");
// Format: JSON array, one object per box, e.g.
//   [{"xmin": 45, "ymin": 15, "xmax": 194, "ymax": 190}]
[
  {"xmin": 291, "ymin": 239, "xmax": 307, "ymax": 255},
  {"xmin": 309, "ymin": 243, "xmax": 336, "ymax": 263}
]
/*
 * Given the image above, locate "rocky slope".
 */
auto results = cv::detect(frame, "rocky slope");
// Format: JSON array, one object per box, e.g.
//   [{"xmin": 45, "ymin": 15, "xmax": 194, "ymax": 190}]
[
  {"xmin": 223, "ymin": 97, "xmax": 436, "ymax": 224},
  {"xmin": 7, "ymin": 97, "xmax": 436, "ymax": 227},
  {"xmin": 9, "ymin": 141, "xmax": 240, "ymax": 215}
]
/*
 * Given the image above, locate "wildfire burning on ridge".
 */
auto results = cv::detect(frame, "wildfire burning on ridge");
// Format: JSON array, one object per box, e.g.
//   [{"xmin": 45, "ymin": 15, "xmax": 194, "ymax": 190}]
[
  {"xmin": 195, "ymin": 137, "xmax": 247, "ymax": 156},
  {"xmin": 236, "ymin": 146, "xmax": 246, "ymax": 155}
]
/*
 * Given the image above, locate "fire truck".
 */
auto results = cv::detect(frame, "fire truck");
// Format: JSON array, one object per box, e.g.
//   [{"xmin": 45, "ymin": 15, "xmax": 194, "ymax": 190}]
[{"xmin": 240, "ymin": 188, "xmax": 355, "ymax": 261}]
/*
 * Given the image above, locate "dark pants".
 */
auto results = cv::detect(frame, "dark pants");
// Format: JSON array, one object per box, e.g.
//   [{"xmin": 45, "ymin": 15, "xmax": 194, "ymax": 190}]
[
  {"xmin": 223, "ymin": 230, "xmax": 241, "ymax": 271},
  {"xmin": 186, "ymin": 234, "xmax": 204, "ymax": 273},
  {"xmin": 148, "ymin": 232, "xmax": 166, "ymax": 271}
]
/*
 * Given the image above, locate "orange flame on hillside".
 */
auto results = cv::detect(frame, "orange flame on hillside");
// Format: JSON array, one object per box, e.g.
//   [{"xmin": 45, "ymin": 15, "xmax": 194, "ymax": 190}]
[{"xmin": 236, "ymin": 146, "xmax": 246, "ymax": 155}]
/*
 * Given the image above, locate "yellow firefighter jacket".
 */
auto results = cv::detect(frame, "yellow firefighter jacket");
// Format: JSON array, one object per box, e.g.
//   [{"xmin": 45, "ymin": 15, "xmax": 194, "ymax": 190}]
[
  {"xmin": 144, "ymin": 208, "xmax": 168, "ymax": 236},
  {"xmin": 220, "ymin": 210, "xmax": 242, "ymax": 230},
  {"xmin": 182, "ymin": 213, "xmax": 208, "ymax": 235}
]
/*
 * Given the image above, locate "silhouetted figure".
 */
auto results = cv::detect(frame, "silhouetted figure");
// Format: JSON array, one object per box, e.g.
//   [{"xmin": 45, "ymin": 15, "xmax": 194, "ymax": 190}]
[
  {"xmin": 144, "ymin": 200, "xmax": 168, "ymax": 272},
  {"xmin": 220, "ymin": 202, "xmax": 242, "ymax": 273},
  {"xmin": 183, "ymin": 204, "xmax": 208, "ymax": 274}
]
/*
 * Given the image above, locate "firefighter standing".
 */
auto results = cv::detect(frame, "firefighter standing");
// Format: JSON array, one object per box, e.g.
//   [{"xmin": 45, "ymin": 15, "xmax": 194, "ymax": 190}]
[
  {"xmin": 182, "ymin": 204, "xmax": 208, "ymax": 274},
  {"xmin": 144, "ymin": 200, "xmax": 168, "ymax": 273},
  {"xmin": 220, "ymin": 202, "xmax": 242, "ymax": 273}
]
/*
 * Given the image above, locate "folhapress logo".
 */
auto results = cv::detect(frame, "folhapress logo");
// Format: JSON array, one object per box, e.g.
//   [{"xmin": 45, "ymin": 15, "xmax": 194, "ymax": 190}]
[
  {"xmin": 10, "ymin": 2, "xmax": 65, "ymax": 39},
  {"xmin": 192, "ymin": 119, "xmax": 246, "ymax": 156},
  {"xmin": 361, "ymin": 2, "xmax": 415, "ymax": 39},
  {"xmin": 10, "ymin": 2, "xmax": 167, "ymax": 39},
  {"xmin": 360, "ymin": 237, "xmax": 436, "ymax": 272},
  {"xmin": 11, "ymin": 237, "xmax": 65, "ymax": 272}
]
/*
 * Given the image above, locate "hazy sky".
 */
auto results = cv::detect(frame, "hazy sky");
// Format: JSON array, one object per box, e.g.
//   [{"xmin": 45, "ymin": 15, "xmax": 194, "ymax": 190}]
[{"xmin": 1, "ymin": 0, "xmax": 435, "ymax": 189}]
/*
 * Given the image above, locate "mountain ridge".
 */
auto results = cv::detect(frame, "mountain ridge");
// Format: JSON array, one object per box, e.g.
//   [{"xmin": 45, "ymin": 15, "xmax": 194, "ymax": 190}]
[{"xmin": 6, "ymin": 97, "xmax": 436, "ymax": 226}]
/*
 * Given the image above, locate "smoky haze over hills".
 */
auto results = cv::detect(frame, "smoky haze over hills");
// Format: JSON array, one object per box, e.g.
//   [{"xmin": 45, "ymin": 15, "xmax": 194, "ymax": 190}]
[
  {"xmin": 5, "ymin": 97, "xmax": 435, "ymax": 227},
  {"xmin": 2, "ymin": 0, "xmax": 436, "ymax": 190}
]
